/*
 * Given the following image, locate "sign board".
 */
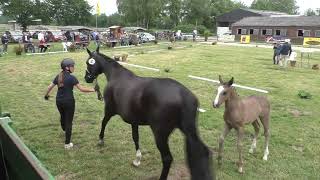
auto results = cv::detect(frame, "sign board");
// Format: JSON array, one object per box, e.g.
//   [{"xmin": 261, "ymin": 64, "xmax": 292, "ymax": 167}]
[
  {"xmin": 240, "ymin": 35, "xmax": 250, "ymax": 43},
  {"xmin": 303, "ymin": 37, "xmax": 320, "ymax": 46}
]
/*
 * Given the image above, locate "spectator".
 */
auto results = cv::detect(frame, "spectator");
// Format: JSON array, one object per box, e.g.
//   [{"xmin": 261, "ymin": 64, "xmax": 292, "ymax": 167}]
[
  {"xmin": 278, "ymin": 39, "xmax": 292, "ymax": 67},
  {"xmin": 193, "ymin": 29, "xmax": 197, "ymax": 42},
  {"xmin": 272, "ymin": 42, "xmax": 281, "ymax": 64},
  {"xmin": 1, "ymin": 33, "xmax": 9, "ymax": 54}
]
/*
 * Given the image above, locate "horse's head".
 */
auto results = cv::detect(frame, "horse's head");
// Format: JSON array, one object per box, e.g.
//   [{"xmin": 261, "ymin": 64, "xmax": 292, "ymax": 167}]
[
  {"xmin": 85, "ymin": 46, "xmax": 103, "ymax": 83},
  {"xmin": 213, "ymin": 75, "xmax": 234, "ymax": 108}
]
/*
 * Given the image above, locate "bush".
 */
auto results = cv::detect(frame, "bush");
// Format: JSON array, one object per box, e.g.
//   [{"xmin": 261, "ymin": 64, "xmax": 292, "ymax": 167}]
[
  {"xmin": 14, "ymin": 44, "xmax": 24, "ymax": 55},
  {"xmin": 197, "ymin": 25, "xmax": 208, "ymax": 35},
  {"xmin": 298, "ymin": 90, "xmax": 312, "ymax": 99},
  {"xmin": 168, "ymin": 46, "xmax": 173, "ymax": 50},
  {"xmin": 68, "ymin": 43, "xmax": 76, "ymax": 52},
  {"xmin": 204, "ymin": 30, "xmax": 210, "ymax": 41},
  {"xmin": 173, "ymin": 24, "xmax": 194, "ymax": 33},
  {"xmin": 164, "ymin": 68, "xmax": 171, "ymax": 73}
]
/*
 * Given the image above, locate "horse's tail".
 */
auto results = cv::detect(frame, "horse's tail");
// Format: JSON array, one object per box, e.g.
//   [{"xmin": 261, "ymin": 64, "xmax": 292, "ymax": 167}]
[{"xmin": 179, "ymin": 99, "xmax": 215, "ymax": 180}]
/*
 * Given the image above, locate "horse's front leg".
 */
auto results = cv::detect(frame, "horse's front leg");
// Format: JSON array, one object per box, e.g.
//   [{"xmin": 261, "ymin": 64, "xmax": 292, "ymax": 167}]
[
  {"xmin": 236, "ymin": 127, "xmax": 244, "ymax": 173},
  {"xmin": 218, "ymin": 123, "xmax": 231, "ymax": 166},
  {"xmin": 98, "ymin": 111, "xmax": 113, "ymax": 146},
  {"xmin": 131, "ymin": 124, "xmax": 142, "ymax": 167}
]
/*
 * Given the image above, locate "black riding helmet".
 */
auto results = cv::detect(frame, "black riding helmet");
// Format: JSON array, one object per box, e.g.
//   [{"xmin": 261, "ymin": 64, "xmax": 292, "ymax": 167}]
[{"xmin": 61, "ymin": 58, "xmax": 75, "ymax": 70}]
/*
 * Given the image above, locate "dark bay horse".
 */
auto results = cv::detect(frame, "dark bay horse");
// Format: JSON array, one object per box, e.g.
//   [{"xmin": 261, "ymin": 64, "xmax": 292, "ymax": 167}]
[
  {"xmin": 84, "ymin": 47, "xmax": 214, "ymax": 180},
  {"xmin": 213, "ymin": 76, "xmax": 270, "ymax": 173}
]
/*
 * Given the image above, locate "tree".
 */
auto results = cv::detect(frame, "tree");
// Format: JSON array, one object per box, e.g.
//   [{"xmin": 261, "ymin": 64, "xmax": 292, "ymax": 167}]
[
  {"xmin": 0, "ymin": 0, "xmax": 36, "ymax": 31},
  {"xmin": 250, "ymin": 0, "xmax": 298, "ymax": 15},
  {"xmin": 46, "ymin": 0, "xmax": 92, "ymax": 25},
  {"xmin": 117, "ymin": 0, "xmax": 162, "ymax": 28},
  {"xmin": 304, "ymin": 8, "xmax": 316, "ymax": 16}
]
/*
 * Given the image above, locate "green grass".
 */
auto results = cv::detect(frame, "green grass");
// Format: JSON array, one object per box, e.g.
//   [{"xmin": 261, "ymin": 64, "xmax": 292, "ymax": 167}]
[{"xmin": 0, "ymin": 41, "xmax": 320, "ymax": 179}]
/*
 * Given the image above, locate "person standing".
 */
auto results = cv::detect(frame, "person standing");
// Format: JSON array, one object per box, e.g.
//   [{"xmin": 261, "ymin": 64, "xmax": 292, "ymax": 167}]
[
  {"xmin": 1, "ymin": 33, "xmax": 9, "ymax": 54},
  {"xmin": 44, "ymin": 59, "xmax": 96, "ymax": 149}
]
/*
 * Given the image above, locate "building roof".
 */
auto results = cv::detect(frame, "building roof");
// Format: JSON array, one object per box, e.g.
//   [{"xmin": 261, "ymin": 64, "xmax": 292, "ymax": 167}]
[
  {"xmin": 243, "ymin": 8, "xmax": 287, "ymax": 16},
  {"xmin": 217, "ymin": 8, "xmax": 287, "ymax": 23},
  {"xmin": 232, "ymin": 16, "xmax": 320, "ymax": 27},
  {"xmin": 58, "ymin": 26, "xmax": 93, "ymax": 31}
]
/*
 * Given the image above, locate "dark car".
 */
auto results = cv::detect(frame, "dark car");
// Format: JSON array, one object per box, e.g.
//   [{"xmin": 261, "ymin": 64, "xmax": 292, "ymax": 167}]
[{"xmin": 6, "ymin": 31, "xmax": 23, "ymax": 43}]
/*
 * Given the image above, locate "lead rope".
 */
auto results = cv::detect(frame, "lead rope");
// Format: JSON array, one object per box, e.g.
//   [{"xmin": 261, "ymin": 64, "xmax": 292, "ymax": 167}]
[{"xmin": 0, "ymin": 141, "xmax": 9, "ymax": 180}]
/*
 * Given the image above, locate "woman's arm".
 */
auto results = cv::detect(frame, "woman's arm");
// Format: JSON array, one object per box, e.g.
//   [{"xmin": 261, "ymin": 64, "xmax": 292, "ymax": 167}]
[
  {"xmin": 44, "ymin": 83, "xmax": 56, "ymax": 100},
  {"xmin": 75, "ymin": 84, "xmax": 95, "ymax": 93}
]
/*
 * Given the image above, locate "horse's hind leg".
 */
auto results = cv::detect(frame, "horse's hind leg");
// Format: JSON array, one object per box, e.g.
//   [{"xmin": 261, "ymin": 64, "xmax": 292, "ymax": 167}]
[
  {"xmin": 260, "ymin": 114, "xmax": 270, "ymax": 161},
  {"xmin": 151, "ymin": 126, "xmax": 173, "ymax": 180},
  {"xmin": 249, "ymin": 120, "xmax": 260, "ymax": 154},
  {"xmin": 131, "ymin": 124, "xmax": 142, "ymax": 167},
  {"xmin": 236, "ymin": 127, "xmax": 244, "ymax": 173}
]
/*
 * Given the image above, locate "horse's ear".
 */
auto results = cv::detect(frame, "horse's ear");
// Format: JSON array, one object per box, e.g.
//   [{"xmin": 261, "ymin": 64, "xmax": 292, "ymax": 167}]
[
  {"xmin": 219, "ymin": 75, "xmax": 223, "ymax": 84},
  {"xmin": 86, "ymin": 48, "xmax": 92, "ymax": 56},
  {"xmin": 228, "ymin": 77, "xmax": 234, "ymax": 86},
  {"xmin": 96, "ymin": 45, "xmax": 100, "ymax": 53}
]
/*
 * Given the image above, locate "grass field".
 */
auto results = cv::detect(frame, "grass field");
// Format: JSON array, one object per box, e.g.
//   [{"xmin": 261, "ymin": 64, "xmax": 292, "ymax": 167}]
[{"xmin": 0, "ymin": 41, "xmax": 320, "ymax": 179}]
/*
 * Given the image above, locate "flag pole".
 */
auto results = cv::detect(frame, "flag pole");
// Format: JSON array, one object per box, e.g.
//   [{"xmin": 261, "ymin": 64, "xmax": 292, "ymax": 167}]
[{"xmin": 96, "ymin": 13, "xmax": 98, "ymax": 31}]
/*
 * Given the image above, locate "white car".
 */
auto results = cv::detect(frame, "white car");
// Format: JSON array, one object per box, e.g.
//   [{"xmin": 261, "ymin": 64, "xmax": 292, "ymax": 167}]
[{"xmin": 138, "ymin": 32, "xmax": 155, "ymax": 43}]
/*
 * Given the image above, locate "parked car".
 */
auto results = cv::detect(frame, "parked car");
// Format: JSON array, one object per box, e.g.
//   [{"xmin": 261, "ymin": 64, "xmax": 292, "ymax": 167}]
[
  {"xmin": 137, "ymin": 32, "xmax": 155, "ymax": 43},
  {"xmin": 6, "ymin": 31, "xmax": 23, "ymax": 43},
  {"xmin": 50, "ymin": 31, "xmax": 65, "ymax": 42}
]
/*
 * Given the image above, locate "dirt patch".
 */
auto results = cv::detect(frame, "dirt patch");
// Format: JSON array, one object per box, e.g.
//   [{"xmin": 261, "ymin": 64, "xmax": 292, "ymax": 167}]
[
  {"xmin": 292, "ymin": 145, "xmax": 304, "ymax": 152},
  {"xmin": 290, "ymin": 109, "xmax": 302, "ymax": 118},
  {"xmin": 289, "ymin": 109, "xmax": 312, "ymax": 118},
  {"xmin": 56, "ymin": 172, "xmax": 77, "ymax": 180},
  {"xmin": 168, "ymin": 163, "xmax": 190, "ymax": 180}
]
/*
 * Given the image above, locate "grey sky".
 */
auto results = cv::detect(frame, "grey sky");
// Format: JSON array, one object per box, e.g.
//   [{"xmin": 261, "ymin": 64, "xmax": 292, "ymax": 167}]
[{"xmin": 87, "ymin": 0, "xmax": 319, "ymax": 15}]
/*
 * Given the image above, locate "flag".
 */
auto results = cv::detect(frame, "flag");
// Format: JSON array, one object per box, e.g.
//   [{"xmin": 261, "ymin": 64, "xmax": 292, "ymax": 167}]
[{"xmin": 97, "ymin": 0, "xmax": 101, "ymax": 16}]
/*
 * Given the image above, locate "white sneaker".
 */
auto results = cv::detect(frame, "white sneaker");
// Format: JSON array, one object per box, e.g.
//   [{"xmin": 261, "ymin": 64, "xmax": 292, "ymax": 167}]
[{"xmin": 64, "ymin": 143, "xmax": 73, "ymax": 149}]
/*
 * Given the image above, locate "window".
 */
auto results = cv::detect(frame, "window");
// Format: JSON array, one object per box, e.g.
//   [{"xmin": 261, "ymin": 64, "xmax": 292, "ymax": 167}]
[
  {"xmin": 237, "ymin": 29, "xmax": 247, "ymax": 35},
  {"xmin": 304, "ymin": 30, "xmax": 311, "ymax": 37},
  {"xmin": 250, "ymin": 29, "xmax": 259, "ymax": 35},
  {"xmin": 275, "ymin": 29, "xmax": 281, "ymax": 36},
  {"xmin": 280, "ymin": 29, "xmax": 287, "ymax": 36},
  {"xmin": 315, "ymin": 30, "xmax": 320, "ymax": 37},
  {"xmin": 298, "ymin": 29, "xmax": 304, "ymax": 37},
  {"xmin": 262, "ymin": 29, "xmax": 272, "ymax": 35},
  {"xmin": 237, "ymin": 29, "xmax": 242, "ymax": 35}
]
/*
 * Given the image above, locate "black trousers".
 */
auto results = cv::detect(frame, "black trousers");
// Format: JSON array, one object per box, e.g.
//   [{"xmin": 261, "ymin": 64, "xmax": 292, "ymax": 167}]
[{"xmin": 56, "ymin": 99, "xmax": 75, "ymax": 144}]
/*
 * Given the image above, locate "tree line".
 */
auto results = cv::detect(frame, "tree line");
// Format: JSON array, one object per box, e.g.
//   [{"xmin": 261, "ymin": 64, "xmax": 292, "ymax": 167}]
[{"xmin": 0, "ymin": 0, "xmax": 314, "ymax": 33}]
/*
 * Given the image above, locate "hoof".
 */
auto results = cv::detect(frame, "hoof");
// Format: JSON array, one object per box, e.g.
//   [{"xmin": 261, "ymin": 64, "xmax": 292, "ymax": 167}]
[
  {"xmin": 238, "ymin": 167, "xmax": 244, "ymax": 174},
  {"xmin": 132, "ymin": 160, "xmax": 141, "ymax": 167},
  {"xmin": 263, "ymin": 156, "xmax": 268, "ymax": 161},
  {"xmin": 97, "ymin": 139, "xmax": 104, "ymax": 146}
]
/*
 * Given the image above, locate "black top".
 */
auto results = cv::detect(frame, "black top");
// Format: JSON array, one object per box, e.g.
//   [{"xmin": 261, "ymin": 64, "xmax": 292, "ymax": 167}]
[
  {"xmin": 279, "ymin": 43, "xmax": 292, "ymax": 56},
  {"xmin": 53, "ymin": 71, "xmax": 79, "ymax": 101}
]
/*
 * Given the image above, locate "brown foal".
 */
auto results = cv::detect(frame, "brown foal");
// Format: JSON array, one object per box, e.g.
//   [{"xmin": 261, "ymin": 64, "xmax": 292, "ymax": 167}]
[{"xmin": 213, "ymin": 76, "xmax": 270, "ymax": 173}]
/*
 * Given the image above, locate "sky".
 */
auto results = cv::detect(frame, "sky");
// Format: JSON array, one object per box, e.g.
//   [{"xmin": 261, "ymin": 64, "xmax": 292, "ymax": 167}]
[{"xmin": 86, "ymin": 0, "xmax": 320, "ymax": 15}]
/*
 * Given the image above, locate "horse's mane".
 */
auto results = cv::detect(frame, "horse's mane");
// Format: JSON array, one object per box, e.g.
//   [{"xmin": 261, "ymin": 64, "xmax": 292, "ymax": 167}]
[{"xmin": 95, "ymin": 51, "xmax": 135, "ymax": 75}]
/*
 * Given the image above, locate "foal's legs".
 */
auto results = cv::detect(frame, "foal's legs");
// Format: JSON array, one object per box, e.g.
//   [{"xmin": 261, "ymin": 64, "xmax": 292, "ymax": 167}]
[
  {"xmin": 218, "ymin": 123, "xmax": 232, "ymax": 165},
  {"xmin": 260, "ymin": 116, "xmax": 270, "ymax": 161},
  {"xmin": 131, "ymin": 124, "xmax": 142, "ymax": 167},
  {"xmin": 249, "ymin": 120, "xmax": 260, "ymax": 154},
  {"xmin": 236, "ymin": 127, "xmax": 244, "ymax": 173}
]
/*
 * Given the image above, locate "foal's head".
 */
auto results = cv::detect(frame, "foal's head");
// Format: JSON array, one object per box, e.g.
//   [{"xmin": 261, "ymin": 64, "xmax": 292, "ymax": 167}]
[
  {"xmin": 84, "ymin": 46, "xmax": 104, "ymax": 83},
  {"xmin": 213, "ymin": 75, "xmax": 234, "ymax": 108}
]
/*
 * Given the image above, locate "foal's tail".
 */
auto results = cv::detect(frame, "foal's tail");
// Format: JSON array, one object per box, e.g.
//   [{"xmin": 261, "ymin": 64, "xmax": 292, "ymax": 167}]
[{"xmin": 180, "ymin": 107, "xmax": 215, "ymax": 180}]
